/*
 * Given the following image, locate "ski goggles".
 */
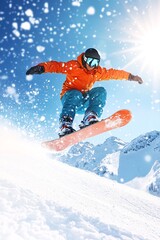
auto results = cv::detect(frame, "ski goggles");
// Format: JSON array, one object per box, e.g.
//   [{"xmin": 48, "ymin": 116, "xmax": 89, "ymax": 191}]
[{"xmin": 86, "ymin": 57, "xmax": 100, "ymax": 68}]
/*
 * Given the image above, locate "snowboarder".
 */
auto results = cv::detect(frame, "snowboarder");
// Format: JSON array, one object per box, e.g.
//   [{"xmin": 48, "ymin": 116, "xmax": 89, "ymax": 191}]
[{"xmin": 26, "ymin": 48, "xmax": 143, "ymax": 137}]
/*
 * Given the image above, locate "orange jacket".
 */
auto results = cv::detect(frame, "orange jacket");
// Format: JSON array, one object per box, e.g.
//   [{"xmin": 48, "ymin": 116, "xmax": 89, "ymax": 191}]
[{"xmin": 39, "ymin": 53, "xmax": 130, "ymax": 98}]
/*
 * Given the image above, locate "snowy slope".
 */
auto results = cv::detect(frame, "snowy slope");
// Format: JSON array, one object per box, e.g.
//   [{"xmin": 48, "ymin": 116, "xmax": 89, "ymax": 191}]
[{"xmin": 0, "ymin": 125, "xmax": 160, "ymax": 240}]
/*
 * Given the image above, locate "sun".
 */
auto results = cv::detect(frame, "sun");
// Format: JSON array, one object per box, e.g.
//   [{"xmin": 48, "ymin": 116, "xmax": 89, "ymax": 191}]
[
  {"xmin": 118, "ymin": 3, "xmax": 160, "ymax": 88},
  {"xmin": 134, "ymin": 24, "xmax": 160, "ymax": 73}
]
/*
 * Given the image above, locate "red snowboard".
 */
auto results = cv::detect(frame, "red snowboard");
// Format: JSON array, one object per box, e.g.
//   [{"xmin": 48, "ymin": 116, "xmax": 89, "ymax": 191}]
[{"xmin": 42, "ymin": 109, "xmax": 132, "ymax": 152}]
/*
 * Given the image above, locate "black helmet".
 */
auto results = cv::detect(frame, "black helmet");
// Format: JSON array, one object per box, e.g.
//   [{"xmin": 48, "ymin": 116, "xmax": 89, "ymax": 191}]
[
  {"xmin": 83, "ymin": 48, "xmax": 100, "ymax": 68},
  {"xmin": 84, "ymin": 48, "xmax": 100, "ymax": 61}
]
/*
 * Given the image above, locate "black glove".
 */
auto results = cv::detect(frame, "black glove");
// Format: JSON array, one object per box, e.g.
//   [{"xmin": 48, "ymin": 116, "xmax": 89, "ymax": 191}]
[
  {"xmin": 128, "ymin": 74, "xmax": 143, "ymax": 84},
  {"xmin": 26, "ymin": 65, "xmax": 45, "ymax": 75}
]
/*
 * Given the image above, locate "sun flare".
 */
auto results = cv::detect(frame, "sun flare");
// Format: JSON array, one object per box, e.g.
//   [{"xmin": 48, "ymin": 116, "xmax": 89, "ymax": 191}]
[
  {"xmin": 119, "ymin": 4, "xmax": 160, "ymax": 88},
  {"xmin": 135, "ymin": 25, "xmax": 160, "ymax": 71}
]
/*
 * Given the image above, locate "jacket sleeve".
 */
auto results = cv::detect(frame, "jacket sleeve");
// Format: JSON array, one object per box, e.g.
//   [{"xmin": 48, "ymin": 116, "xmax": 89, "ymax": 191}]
[
  {"xmin": 38, "ymin": 60, "xmax": 78, "ymax": 74},
  {"xmin": 99, "ymin": 67, "xmax": 130, "ymax": 81}
]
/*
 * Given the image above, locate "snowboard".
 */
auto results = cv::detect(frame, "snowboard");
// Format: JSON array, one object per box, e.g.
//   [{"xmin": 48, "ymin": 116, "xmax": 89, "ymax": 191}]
[{"xmin": 42, "ymin": 109, "xmax": 132, "ymax": 152}]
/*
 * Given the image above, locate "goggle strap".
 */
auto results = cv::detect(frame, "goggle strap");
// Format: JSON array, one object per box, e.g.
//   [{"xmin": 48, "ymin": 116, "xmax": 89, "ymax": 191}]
[{"xmin": 83, "ymin": 55, "xmax": 87, "ymax": 62}]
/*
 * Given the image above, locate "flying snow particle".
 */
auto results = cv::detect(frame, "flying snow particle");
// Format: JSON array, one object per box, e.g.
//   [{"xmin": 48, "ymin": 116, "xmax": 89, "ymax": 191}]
[
  {"xmin": 133, "ymin": 6, "xmax": 138, "ymax": 11},
  {"xmin": 26, "ymin": 75, "xmax": 33, "ymax": 81},
  {"xmin": 144, "ymin": 155, "xmax": 152, "ymax": 162},
  {"xmin": 36, "ymin": 46, "xmax": 45, "ymax": 52},
  {"xmin": 25, "ymin": 9, "xmax": 34, "ymax": 17},
  {"xmin": 106, "ymin": 11, "xmax": 112, "ymax": 16},
  {"xmin": 21, "ymin": 49, "xmax": 25, "ymax": 57},
  {"xmin": 21, "ymin": 21, "xmax": 31, "ymax": 30},
  {"xmin": 101, "ymin": 7, "xmax": 105, "ymax": 13},
  {"xmin": 43, "ymin": 2, "xmax": 49, "ymax": 13},
  {"xmin": 40, "ymin": 116, "xmax": 46, "ymax": 122},
  {"xmin": 29, "ymin": 17, "xmax": 40, "ymax": 25},
  {"xmin": 87, "ymin": 6, "xmax": 96, "ymax": 15},
  {"xmin": 27, "ymin": 38, "xmax": 33, "ymax": 43},
  {"xmin": 154, "ymin": 99, "xmax": 160, "ymax": 104},
  {"xmin": 124, "ymin": 99, "xmax": 131, "ymax": 104},
  {"xmin": 70, "ymin": 24, "xmax": 76, "ymax": 28},
  {"xmin": 0, "ymin": 75, "xmax": 8, "ymax": 80},
  {"xmin": 72, "ymin": 1, "xmax": 81, "ymax": 7},
  {"xmin": 12, "ymin": 29, "xmax": 20, "ymax": 37},
  {"xmin": 6, "ymin": 86, "xmax": 16, "ymax": 95},
  {"xmin": 12, "ymin": 22, "xmax": 18, "ymax": 29},
  {"xmin": 0, "ymin": 17, "xmax": 4, "ymax": 21},
  {"xmin": 5, "ymin": 86, "xmax": 20, "ymax": 104},
  {"xmin": 44, "ymin": 2, "xmax": 49, "ymax": 8},
  {"xmin": 120, "ymin": 178, "xmax": 124, "ymax": 183}
]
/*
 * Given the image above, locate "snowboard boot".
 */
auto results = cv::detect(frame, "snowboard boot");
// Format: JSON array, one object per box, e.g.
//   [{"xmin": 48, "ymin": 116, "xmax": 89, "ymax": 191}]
[
  {"xmin": 59, "ymin": 116, "xmax": 75, "ymax": 137},
  {"xmin": 79, "ymin": 111, "xmax": 99, "ymax": 129}
]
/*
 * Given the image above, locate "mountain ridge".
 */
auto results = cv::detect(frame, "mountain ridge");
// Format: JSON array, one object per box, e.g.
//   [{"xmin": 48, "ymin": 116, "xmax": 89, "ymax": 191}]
[{"xmin": 58, "ymin": 130, "xmax": 160, "ymax": 197}]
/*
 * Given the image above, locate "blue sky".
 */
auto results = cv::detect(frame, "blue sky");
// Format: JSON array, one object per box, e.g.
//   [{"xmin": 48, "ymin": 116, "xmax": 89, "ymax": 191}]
[{"xmin": 0, "ymin": 0, "xmax": 160, "ymax": 144}]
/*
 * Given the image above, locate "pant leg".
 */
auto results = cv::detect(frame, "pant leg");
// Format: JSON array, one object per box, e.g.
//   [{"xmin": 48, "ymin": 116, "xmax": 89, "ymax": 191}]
[
  {"xmin": 86, "ymin": 87, "xmax": 107, "ymax": 117},
  {"xmin": 60, "ymin": 90, "xmax": 84, "ymax": 120}
]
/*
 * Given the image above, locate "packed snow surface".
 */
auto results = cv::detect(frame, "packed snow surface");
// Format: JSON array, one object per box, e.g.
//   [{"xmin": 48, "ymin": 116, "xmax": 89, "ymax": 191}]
[{"xmin": 0, "ymin": 125, "xmax": 160, "ymax": 240}]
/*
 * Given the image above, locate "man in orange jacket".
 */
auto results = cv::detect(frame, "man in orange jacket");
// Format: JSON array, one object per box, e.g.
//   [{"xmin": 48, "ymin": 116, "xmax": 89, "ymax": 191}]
[{"xmin": 26, "ymin": 48, "xmax": 143, "ymax": 137}]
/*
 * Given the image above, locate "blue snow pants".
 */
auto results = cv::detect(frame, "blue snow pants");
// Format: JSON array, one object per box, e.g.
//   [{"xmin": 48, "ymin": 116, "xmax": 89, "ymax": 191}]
[{"xmin": 60, "ymin": 87, "xmax": 107, "ymax": 120}]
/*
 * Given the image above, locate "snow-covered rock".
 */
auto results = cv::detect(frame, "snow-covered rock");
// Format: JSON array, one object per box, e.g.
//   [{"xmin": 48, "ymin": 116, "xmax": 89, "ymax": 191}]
[
  {"xmin": 148, "ymin": 161, "xmax": 160, "ymax": 196},
  {"xmin": 58, "ymin": 136, "xmax": 126, "ymax": 177},
  {"xmin": 126, "ymin": 160, "xmax": 160, "ymax": 198},
  {"xmin": 122, "ymin": 131, "xmax": 160, "ymax": 154},
  {"xmin": 118, "ymin": 131, "xmax": 160, "ymax": 183}
]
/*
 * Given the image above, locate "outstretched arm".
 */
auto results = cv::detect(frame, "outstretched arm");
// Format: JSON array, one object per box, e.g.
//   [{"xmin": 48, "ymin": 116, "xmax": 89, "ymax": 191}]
[
  {"xmin": 128, "ymin": 74, "xmax": 143, "ymax": 84},
  {"xmin": 99, "ymin": 68, "xmax": 143, "ymax": 84},
  {"xmin": 26, "ymin": 61, "xmax": 62, "ymax": 75},
  {"xmin": 26, "ymin": 60, "xmax": 78, "ymax": 75}
]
